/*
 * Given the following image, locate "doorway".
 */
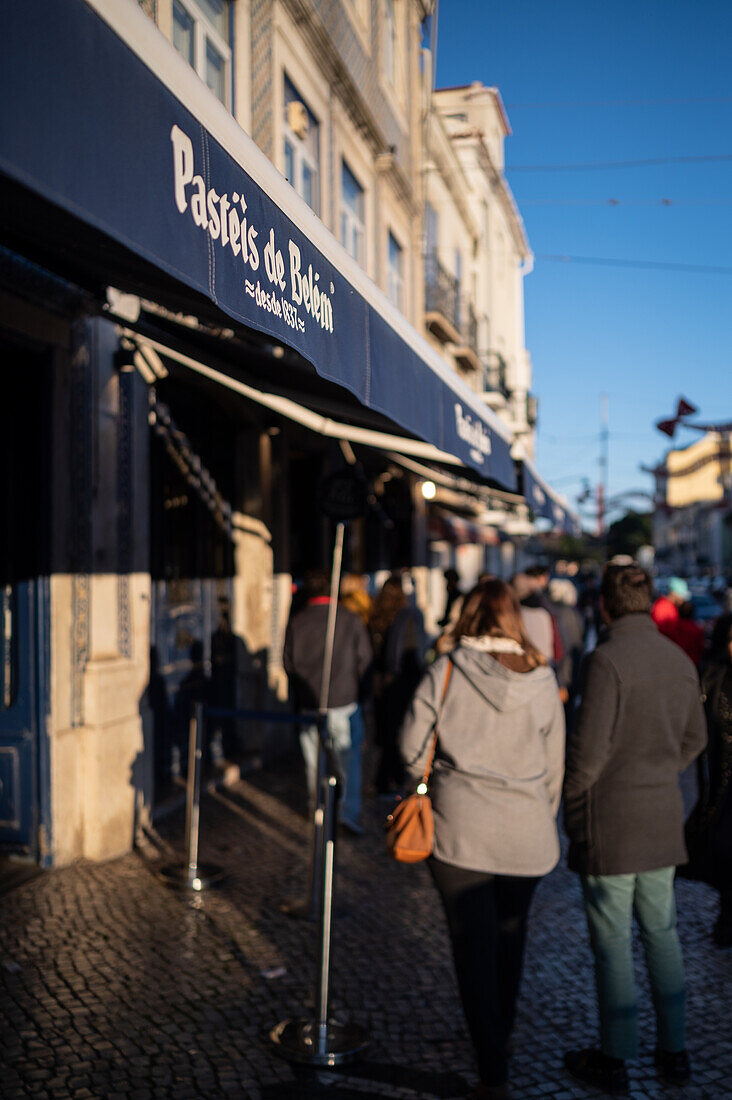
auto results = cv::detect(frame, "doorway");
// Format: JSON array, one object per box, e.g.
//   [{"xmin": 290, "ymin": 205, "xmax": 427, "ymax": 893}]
[{"xmin": 0, "ymin": 335, "xmax": 50, "ymax": 856}]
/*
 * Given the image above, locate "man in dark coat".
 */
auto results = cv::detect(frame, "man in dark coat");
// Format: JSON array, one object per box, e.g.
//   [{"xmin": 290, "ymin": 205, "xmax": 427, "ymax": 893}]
[
  {"xmin": 563, "ymin": 563, "xmax": 707, "ymax": 1094},
  {"xmin": 284, "ymin": 569, "xmax": 372, "ymax": 833}
]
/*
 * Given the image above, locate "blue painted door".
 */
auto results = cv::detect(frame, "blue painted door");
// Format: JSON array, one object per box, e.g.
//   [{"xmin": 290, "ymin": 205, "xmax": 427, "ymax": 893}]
[
  {"xmin": 0, "ymin": 337, "xmax": 49, "ymax": 857},
  {"xmin": 0, "ymin": 582, "xmax": 37, "ymax": 851}
]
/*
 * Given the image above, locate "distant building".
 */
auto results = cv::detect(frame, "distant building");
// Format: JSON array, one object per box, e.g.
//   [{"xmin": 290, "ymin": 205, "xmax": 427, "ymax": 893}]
[{"xmin": 653, "ymin": 432, "xmax": 732, "ymax": 575}]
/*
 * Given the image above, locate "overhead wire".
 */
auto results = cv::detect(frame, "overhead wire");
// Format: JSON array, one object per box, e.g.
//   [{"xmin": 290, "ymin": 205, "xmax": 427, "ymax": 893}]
[
  {"xmin": 536, "ymin": 254, "xmax": 732, "ymax": 275},
  {"xmin": 508, "ymin": 153, "xmax": 732, "ymax": 171},
  {"xmin": 504, "ymin": 95, "xmax": 732, "ymax": 109},
  {"xmin": 519, "ymin": 197, "xmax": 732, "ymax": 206}
]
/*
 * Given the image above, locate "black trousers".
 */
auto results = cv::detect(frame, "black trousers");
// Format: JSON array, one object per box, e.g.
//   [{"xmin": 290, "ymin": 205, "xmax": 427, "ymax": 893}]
[{"xmin": 429, "ymin": 857, "xmax": 539, "ymax": 1086}]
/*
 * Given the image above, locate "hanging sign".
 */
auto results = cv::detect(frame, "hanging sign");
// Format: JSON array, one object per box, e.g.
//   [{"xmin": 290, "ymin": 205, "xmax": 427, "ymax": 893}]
[{"xmin": 317, "ymin": 469, "xmax": 368, "ymax": 521}]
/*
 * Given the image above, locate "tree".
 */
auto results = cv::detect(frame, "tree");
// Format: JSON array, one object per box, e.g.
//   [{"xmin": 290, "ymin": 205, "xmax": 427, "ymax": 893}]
[
  {"xmin": 606, "ymin": 510, "xmax": 652, "ymax": 559},
  {"xmin": 539, "ymin": 531, "xmax": 602, "ymax": 564}
]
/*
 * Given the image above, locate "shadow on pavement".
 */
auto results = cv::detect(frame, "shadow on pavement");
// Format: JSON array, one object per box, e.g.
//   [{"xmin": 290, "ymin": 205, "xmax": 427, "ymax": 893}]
[
  {"xmin": 0, "ymin": 855, "xmax": 43, "ymax": 896},
  {"xmin": 336, "ymin": 1060, "xmax": 469, "ymax": 1096},
  {"xmin": 259, "ymin": 1061, "xmax": 469, "ymax": 1098}
]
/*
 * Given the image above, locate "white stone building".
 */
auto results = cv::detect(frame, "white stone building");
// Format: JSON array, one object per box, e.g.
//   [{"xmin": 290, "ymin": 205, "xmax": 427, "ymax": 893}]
[{"xmin": 0, "ymin": 0, "xmax": 575, "ymax": 868}]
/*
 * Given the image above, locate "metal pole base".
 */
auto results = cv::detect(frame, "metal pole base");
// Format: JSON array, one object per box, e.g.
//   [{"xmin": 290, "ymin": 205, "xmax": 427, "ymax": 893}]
[
  {"xmin": 269, "ymin": 1018, "xmax": 369, "ymax": 1067},
  {"xmin": 157, "ymin": 861, "xmax": 226, "ymax": 892}
]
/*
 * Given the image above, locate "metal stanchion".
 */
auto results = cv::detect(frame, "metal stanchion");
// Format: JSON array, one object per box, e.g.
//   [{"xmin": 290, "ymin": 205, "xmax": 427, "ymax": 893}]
[
  {"xmin": 158, "ymin": 700, "xmax": 226, "ymax": 892},
  {"xmin": 270, "ymin": 774, "xmax": 369, "ymax": 1065}
]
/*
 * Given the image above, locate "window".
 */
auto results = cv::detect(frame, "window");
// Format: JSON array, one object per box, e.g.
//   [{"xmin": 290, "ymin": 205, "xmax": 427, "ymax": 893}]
[
  {"xmin": 171, "ymin": 0, "xmax": 231, "ymax": 107},
  {"xmin": 341, "ymin": 160, "xmax": 365, "ymax": 263},
  {"xmin": 205, "ymin": 39, "xmax": 225, "ymax": 102},
  {"xmin": 173, "ymin": 1, "xmax": 195, "ymax": 65},
  {"xmin": 387, "ymin": 231, "xmax": 404, "ymax": 311},
  {"xmin": 283, "ymin": 76, "xmax": 321, "ymax": 216},
  {"xmin": 384, "ymin": 0, "xmax": 396, "ymax": 85}
]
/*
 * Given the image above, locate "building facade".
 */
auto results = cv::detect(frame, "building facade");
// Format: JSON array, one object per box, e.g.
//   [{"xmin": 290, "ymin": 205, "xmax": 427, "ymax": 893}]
[
  {"xmin": 0, "ymin": 0, "xmax": 575, "ymax": 867},
  {"xmin": 653, "ymin": 431, "xmax": 732, "ymax": 576}
]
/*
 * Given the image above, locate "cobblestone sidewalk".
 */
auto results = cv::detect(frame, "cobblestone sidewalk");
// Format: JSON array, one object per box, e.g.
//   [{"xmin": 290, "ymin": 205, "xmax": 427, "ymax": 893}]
[{"xmin": 1, "ymin": 766, "xmax": 731, "ymax": 1099}]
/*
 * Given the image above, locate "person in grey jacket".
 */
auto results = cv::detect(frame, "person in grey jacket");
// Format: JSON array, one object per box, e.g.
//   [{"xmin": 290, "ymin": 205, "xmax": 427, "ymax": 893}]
[
  {"xmin": 563, "ymin": 563, "xmax": 707, "ymax": 1094},
  {"xmin": 284, "ymin": 570, "xmax": 372, "ymax": 833},
  {"xmin": 400, "ymin": 578, "xmax": 565, "ymax": 1100}
]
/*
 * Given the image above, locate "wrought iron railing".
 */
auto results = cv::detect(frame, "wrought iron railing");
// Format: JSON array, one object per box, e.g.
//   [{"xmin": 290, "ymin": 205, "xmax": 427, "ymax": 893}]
[
  {"xmin": 424, "ymin": 253, "xmax": 459, "ymax": 332},
  {"xmin": 465, "ymin": 302, "xmax": 478, "ymax": 354},
  {"xmin": 482, "ymin": 352, "xmax": 510, "ymax": 398}
]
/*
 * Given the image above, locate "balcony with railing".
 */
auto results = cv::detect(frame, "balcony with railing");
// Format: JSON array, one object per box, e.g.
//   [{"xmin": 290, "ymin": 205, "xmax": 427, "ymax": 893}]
[
  {"xmin": 424, "ymin": 254, "xmax": 482, "ymax": 370},
  {"xmin": 452, "ymin": 300, "xmax": 481, "ymax": 372},
  {"xmin": 424, "ymin": 253, "xmax": 461, "ymax": 343},
  {"xmin": 482, "ymin": 351, "xmax": 511, "ymax": 400}
]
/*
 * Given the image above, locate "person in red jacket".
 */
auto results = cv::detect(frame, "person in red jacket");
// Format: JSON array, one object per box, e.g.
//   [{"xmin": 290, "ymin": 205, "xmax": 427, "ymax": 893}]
[
  {"xmin": 652, "ymin": 577, "xmax": 691, "ymax": 634},
  {"xmin": 665, "ymin": 601, "xmax": 706, "ymax": 667}
]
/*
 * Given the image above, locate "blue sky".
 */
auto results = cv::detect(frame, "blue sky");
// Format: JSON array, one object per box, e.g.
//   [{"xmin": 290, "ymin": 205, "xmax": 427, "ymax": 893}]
[{"xmin": 435, "ymin": 0, "xmax": 732, "ymax": 528}]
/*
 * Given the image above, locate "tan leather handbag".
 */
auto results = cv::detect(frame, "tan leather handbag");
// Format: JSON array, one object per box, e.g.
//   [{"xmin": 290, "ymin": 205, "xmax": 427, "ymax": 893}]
[{"xmin": 385, "ymin": 660, "xmax": 453, "ymax": 863}]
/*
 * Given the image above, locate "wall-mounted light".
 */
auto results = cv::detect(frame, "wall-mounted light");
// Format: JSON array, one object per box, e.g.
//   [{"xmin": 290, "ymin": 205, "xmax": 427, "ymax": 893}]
[
  {"xmin": 106, "ymin": 286, "xmax": 140, "ymax": 322},
  {"xmin": 421, "ymin": 480, "xmax": 437, "ymax": 500}
]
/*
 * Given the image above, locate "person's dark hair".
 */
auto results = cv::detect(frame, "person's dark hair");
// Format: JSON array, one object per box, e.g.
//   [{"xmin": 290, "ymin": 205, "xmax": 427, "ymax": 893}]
[
  {"xmin": 525, "ymin": 564, "xmax": 549, "ymax": 580},
  {"xmin": 601, "ymin": 563, "xmax": 652, "ymax": 619},
  {"xmin": 710, "ymin": 612, "xmax": 732, "ymax": 664},
  {"xmin": 303, "ymin": 569, "xmax": 330, "ymax": 599},
  {"xmin": 453, "ymin": 578, "xmax": 546, "ymax": 670},
  {"xmin": 678, "ymin": 600, "xmax": 695, "ymax": 621},
  {"xmin": 368, "ymin": 574, "xmax": 407, "ymax": 640}
]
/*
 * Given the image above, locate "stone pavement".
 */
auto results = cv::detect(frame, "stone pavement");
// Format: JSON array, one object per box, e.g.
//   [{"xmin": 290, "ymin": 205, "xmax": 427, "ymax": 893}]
[{"xmin": 1, "ymin": 764, "xmax": 731, "ymax": 1100}]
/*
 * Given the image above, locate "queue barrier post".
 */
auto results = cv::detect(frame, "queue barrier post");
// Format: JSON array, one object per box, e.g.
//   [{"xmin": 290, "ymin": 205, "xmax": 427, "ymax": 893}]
[
  {"xmin": 155, "ymin": 699, "xmax": 368, "ymax": 1062},
  {"xmin": 270, "ymin": 770, "xmax": 369, "ymax": 1065},
  {"xmin": 158, "ymin": 700, "xmax": 226, "ymax": 892},
  {"xmin": 168, "ymin": 703, "xmax": 328, "ymax": 916}
]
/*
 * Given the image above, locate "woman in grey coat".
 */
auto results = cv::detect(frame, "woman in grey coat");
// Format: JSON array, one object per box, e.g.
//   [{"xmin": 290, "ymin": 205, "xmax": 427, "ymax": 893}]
[{"xmin": 400, "ymin": 579, "xmax": 565, "ymax": 1100}]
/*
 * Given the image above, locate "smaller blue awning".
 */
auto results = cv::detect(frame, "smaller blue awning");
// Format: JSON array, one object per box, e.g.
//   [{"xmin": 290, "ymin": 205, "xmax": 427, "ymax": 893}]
[{"xmin": 520, "ymin": 458, "xmax": 582, "ymax": 536}]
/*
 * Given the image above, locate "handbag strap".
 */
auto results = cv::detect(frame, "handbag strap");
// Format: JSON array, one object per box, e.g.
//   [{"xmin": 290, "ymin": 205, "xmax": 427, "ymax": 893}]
[{"xmin": 419, "ymin": 659, "xmax": 453, "ymax": 787}]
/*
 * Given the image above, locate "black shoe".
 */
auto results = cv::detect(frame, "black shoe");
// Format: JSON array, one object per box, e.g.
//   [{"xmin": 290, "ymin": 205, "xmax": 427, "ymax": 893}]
[
  {"xmin": 564, "ymin": 1049, "xmax": 629, "ymax": 1093},
  {"xmin": 655, "ymin": 1047, "xmax": 691, "ymax": 1085}
]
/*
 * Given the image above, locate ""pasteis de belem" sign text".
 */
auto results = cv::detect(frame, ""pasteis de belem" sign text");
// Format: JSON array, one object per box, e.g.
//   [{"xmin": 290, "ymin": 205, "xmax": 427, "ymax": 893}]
[{"xmin": 171, "ymin": 125, "xmax": 334, "ymax": 336}]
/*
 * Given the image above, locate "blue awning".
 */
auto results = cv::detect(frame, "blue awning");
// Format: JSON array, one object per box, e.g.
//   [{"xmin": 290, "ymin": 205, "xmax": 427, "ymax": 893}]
[
  {"xmin": 0, "ymin": 0, "xmax": 517, "ymax": 490},
  {"xmin": 520, "ymin": 458, "xmax": 582, "ymax": 536}
]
